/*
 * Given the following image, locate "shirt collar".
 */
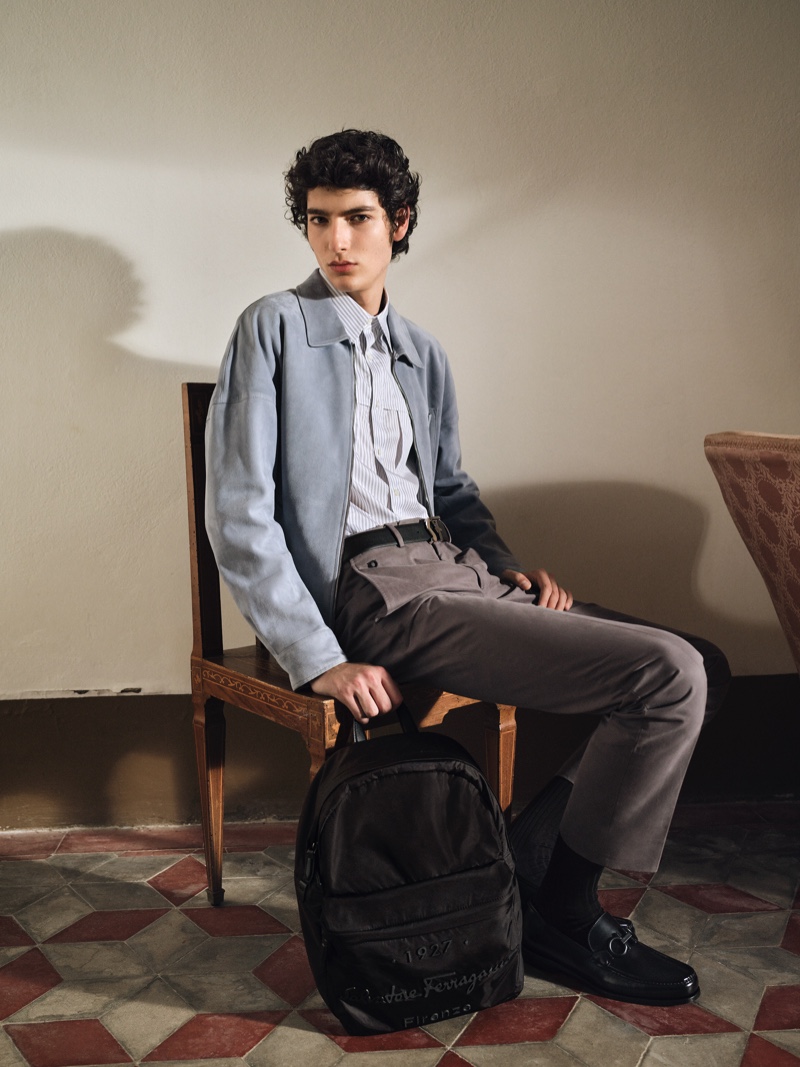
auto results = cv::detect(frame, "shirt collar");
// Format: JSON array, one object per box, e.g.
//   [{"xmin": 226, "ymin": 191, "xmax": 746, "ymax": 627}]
[
  {"xmin": 295, "ymin": 270, "xmax": 422, "ymax": 366},
  {"xmin": 317, "ymin": 268, "xmax": 392, "ymax": 351}
]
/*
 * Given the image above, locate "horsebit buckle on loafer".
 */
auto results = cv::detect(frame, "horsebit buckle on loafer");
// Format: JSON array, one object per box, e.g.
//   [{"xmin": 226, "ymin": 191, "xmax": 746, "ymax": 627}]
[{"xmin": 607, "ymin": 920, "xmax": 637, "ymax": 957}]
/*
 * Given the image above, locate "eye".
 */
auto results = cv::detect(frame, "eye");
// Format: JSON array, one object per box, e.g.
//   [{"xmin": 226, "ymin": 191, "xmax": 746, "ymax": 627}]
[
  {"xmin": 350, "ymin": 214, "xmax": 370, "ymax": 223},
  {"xmin": 307, "ymin": 215, "xmax": 327, "ymax": 226}
]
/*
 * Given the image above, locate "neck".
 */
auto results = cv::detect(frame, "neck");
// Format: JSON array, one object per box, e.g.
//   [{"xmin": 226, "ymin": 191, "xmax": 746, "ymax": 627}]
[{"xmin": 351, "ymin": 286, "xmax": 386, "ymax": 317}]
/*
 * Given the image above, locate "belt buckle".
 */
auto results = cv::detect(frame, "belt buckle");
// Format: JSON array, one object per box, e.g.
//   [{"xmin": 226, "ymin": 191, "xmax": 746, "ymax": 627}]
[{"xmin": 425, "ymin": 516, "xmax": 446, "ymax": 542}]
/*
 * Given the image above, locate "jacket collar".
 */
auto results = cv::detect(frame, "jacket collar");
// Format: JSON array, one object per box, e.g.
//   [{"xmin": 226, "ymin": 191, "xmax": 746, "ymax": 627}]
[{"xmin": 295, "ymin": 270, "xmax": 422, "ymax": 367}]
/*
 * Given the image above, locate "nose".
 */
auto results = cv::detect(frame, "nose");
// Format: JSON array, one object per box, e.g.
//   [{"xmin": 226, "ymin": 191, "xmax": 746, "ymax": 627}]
[{"xmin": 329, "ymin": 217, "xmax": 349, "ymax": 251}]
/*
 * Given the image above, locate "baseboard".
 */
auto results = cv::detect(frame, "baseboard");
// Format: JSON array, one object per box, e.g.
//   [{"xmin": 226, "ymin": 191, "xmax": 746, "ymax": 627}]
[{"xmin": 0, "ymin": 673, "xmax": 797, "ymax": 830}]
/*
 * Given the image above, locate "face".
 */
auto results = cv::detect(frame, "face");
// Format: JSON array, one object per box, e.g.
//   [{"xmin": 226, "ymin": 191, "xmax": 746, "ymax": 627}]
[{"xmin": 305, "ymin": 187, "xmax": 409, "ymax": 316}]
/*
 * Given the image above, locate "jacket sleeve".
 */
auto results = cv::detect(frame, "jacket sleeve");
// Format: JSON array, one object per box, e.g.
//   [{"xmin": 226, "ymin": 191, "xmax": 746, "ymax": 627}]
[
  {"xmin": 431, "ymin": 355, "xmax": 523, "ymax": 575},
  {"xmin": 204, "ymin": 304, "xmax": 347, "ymax": 690}
]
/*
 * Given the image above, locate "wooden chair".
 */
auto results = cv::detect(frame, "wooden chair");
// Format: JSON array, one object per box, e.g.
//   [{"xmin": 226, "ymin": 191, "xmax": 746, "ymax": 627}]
[{"xmin": 183, "ymin": 382, "xmax": 518, "ymax": 904}]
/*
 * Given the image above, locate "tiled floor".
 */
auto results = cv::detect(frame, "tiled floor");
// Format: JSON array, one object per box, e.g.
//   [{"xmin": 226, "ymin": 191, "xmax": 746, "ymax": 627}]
[{"xmin": 1, "ymin": 802, "xmax": 798, "ymax": 1067}]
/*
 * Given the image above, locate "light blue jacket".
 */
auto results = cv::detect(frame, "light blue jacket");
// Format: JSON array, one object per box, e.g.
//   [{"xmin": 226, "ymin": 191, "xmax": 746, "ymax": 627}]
[{"xmin": 205, "ymin": 271, "xmax": 520, "ymax": 690}]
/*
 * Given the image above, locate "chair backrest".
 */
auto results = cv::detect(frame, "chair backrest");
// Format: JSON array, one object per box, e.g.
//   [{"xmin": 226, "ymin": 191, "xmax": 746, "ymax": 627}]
[
  {"xmin": 705, "ymin": 431, "xmax": 800, "ymax": 675},
  {"xmin": 182, "ymin": 382, "xmax": 223, "ymax": 658}
]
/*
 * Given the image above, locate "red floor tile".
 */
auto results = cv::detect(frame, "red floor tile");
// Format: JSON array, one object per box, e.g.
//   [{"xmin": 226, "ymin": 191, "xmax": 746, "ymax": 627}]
[
  {"xmin": 782, "ymin": 913, "xmax": 800, "ymax": 956},
  {"xmin": 456, "ymin": 996, "xmax": 577, "ymax": 1045},
  {"xmin": 0, "ymin": 949, "xmax": 63, "ymax": 1021},
  {"xmin": 5, "ymin": 1019, "xmax": 132, "ymax": 1066},
  {"xmin": 253, "ymin": 935, "xmax": 316, "ymax": 1006},
  {"xmin": 143, "ymin": 1011, "xmax": 288, "ymax": 1060},
  {"xmin": 147, "ymin": 855, "xmax": 208, "ymax": 905},
  {"xmin": 51, "ymin": 823, "xmax": 295, "ymax": 855},
  {"xmin": 754, "ymin": 985, "xmax": 800, "ymax": 1031},
  {"xmin": 45, "ymin": 909, "xmax": 169, "ymax": 943},
  {"xmin": 0, "ymin": 916, "xmax": 35, "ymax": 947},
  {"xmin": 586, "ymin": 996, "xmax": 741, "ymax": 1037},
  {"xmin": 598, "ymin": 888, "xmax": 646, "ymax": 917},
  {"xmin": 611, "ymin": 869, "xmax": 653, "ymax": 886},
  {"xmin": 299, "ymin": 1008, "xmax": 443, "ymax": 1051},
  {"xmin": 117, "ymin": 849, "xmax": 199, "ymax": 858},
  {"xmin": 438, "ymin": 1054, "xmax": 476, "ymax": 1067},
  {"xmin": 658, "ymin": 883, "xmax": 781, "ymax": 914},
  {"xmin": 57, "ymin": 827, "xmax": 203, "ymax": 854},
  {"xmin": 223, "ymin": 822, "xmax": 298, "ymax": 850},
  {"xmin": 742, "ymin": 1033, "xmax": 800, "ymax": 1067},
  {"xmin": 0, "ymin": 832, "xmax": 65, "ymax": 859},
  {"xmin": 185, "ymin": 904, "xmax": 289, "ymax": 938}
]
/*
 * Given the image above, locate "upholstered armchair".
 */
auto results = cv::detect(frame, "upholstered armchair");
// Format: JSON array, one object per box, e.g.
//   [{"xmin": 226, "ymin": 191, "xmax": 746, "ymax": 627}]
[{"xmin": 704, "ymin": 432, "xmax": 800, "ymax": 676}]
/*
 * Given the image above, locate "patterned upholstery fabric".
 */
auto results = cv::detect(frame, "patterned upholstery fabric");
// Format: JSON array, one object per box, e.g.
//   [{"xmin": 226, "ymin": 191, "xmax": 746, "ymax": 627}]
[{"xmin": 705, "ymin": 432, "xmax": 800, "ymax": 675}]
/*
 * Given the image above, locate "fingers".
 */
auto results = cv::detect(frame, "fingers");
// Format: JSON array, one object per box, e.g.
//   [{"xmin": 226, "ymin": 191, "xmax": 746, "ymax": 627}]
[
  {"xmin": 533, "ymin": 569, "xmax": 553, "ymax": 605},
  {"xmin": 500, "ymin": 568, "xmax": 532, "ymax": 591},
  {"xmin": 382, "ymin": 671, "xmax": 404, "ymax": 707},
  {"xmin": 501, "ymin": 567, "xmax": 571, "ymax": 608},
  {"xmin": 555, "ymin": 585, "xmax": 574, "ymax": 611},
  {"xmin": 310, "ymin": 662, "xmax": 402, "ymax": 723},
  {"xmin": 340, "ymin": 664, "xmax": 395, "ymax": 723},
  {"xmin": 528, "ymin": 569, "xmax": 573, "ymax": 611},
  {"xmin": 351, "ymin": 672, "xmax": 393, "ymax": 722}
]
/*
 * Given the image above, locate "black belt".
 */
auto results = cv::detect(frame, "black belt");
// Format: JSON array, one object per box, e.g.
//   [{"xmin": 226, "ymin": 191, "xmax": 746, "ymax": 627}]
[{"xmin": 342, "ymin": 517, "xmax": 450, "ymax": 565}]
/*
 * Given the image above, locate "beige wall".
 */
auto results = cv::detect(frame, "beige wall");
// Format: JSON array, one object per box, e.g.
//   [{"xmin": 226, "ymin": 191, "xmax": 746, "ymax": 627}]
[{"xmin": 2, "ymin": 0, "xmax": 799, "ymax": 699}]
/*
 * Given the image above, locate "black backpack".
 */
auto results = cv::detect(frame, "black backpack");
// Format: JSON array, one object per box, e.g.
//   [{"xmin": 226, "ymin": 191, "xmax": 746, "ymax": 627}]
[{"xmin": 294, "ymin": 705, "xmax": 523, "ymax": 1035}]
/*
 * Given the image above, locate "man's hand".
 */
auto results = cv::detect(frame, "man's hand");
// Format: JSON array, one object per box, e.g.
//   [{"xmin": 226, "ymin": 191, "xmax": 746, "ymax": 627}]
[
  {"xmin": 310, "ymin": 661, "xmax": 403, "ymax": 724},
  {"xmin": 501, "ymin": 568, "xmax": 573, "ymax": 611}
]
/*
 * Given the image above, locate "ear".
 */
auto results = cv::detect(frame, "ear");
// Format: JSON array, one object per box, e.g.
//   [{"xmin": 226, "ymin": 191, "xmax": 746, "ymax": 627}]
[{"xmin": 392, "ymin": 205, "xmax": 410, "ymax": 242}]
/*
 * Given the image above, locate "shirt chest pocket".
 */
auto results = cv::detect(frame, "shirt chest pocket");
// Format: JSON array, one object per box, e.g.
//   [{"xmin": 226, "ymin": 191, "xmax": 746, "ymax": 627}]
[{"xmin": 370, "ymin": 404, "xmax": 411, "ymax": 468}]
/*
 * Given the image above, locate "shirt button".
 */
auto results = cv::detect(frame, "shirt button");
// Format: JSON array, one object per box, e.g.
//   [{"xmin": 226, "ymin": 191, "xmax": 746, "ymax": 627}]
[{"xmin": 367, "ymin": 560, "xmax": 378, "ymax": 568}]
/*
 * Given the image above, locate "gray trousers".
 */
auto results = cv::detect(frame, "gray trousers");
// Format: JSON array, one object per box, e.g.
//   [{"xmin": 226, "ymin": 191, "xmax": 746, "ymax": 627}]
[{"xmin": 333, "ymin": 539, "xmax": 730, "ymax": 872}]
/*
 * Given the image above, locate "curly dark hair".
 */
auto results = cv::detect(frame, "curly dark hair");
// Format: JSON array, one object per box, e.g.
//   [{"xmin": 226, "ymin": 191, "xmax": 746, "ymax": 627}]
[{"xmin": 285, "ymin": 130, "xmax": 420, "ymax": 258}]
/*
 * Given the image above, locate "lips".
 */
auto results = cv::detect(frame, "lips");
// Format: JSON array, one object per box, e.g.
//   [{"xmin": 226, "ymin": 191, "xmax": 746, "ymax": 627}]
[{"xmin": 329, "ymin": 261, "xmax": 355, "ymax": 273}]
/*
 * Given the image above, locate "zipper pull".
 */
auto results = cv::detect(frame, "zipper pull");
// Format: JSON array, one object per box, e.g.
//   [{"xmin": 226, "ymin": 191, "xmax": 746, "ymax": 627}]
[{"xmin": 303, "ymin": 842, "xmax": 317, "ymax": 885}]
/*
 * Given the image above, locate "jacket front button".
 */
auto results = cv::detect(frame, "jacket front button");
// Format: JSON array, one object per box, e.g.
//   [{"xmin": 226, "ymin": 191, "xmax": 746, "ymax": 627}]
[{"xmin": 367, "ymin": 560, "xmax": 378, "ymax": 568}]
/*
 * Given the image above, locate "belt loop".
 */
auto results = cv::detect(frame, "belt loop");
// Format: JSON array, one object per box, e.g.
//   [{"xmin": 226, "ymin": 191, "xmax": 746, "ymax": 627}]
[{"xmin": 386, "ymin": 523, "xmax": 405, "ymax": 547}]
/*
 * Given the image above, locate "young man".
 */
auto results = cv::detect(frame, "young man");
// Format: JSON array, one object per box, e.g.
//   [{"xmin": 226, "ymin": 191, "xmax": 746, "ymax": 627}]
[{"xmin": 206, "ymin": 129, "xmax": 730, "ymax": 1006}]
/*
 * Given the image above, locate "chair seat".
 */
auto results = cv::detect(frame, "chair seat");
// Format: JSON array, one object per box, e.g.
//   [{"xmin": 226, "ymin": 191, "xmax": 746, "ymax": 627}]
[
  {"xmin": 193, "ymin": 644, "xmax": 513, "ymax": 768},
  {"xmin": 194, "ymin": 646, "xmax": 335, "ymax": 731}
]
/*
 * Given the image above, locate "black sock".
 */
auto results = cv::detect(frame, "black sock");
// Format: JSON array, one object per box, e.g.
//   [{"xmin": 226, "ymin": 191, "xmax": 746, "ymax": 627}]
[
  {"xmin": 509, "ymin": 776, "xmax": 573, "ymax": 905},
  {"xmin": 534, "ymin": 834, "xmax": 604, "ymax": 944}
]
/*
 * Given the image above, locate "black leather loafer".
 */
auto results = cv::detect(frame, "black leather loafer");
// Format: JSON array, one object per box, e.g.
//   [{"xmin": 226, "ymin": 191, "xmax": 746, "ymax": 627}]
[{"xmin": 523, "ymin": 906, "xmax": 700, "ymax": 1006}]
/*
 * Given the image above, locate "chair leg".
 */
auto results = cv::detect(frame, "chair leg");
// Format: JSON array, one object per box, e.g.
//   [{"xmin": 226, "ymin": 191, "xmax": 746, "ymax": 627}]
[
  {"xmin": 307, "ymin": 741, "xmax": 326, "ymax": 783},
  {"xmin": 483, "ymin": 703, "xmax": 517, "ymax": 818},
  {"xmin": 193, "ymin": 695, "xmax": 226, "ymax": 906},
  {"xmin": 307, "ymin": 699, "xmax": 348, "ymax": 781}
]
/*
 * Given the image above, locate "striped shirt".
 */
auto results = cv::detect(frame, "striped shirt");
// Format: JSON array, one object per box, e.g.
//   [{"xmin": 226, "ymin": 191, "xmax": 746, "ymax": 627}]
[{"xmin": 319, "ymin": 270, "xmax": 429, "ymax": 536}]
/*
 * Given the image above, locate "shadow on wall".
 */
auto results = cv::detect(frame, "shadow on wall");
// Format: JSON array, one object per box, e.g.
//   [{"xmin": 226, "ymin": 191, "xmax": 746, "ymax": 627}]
[
  {"xmin": 0, "ymin": 226, "xmax": 314, "ymax": 830},
  {"xmin": 449, "ymin": 482, "xmax": 800, "ymax": 810},
  {"xmin": 479, "ymin": 482, "xmax": 794, "ymax": 803},
  {"xmin": 0, "ymin": 227, "xmax": 217, "ymax": 696},
  {"xmin": 485, "ymin": 481, "xmax": 779, "ymax": 663}
]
